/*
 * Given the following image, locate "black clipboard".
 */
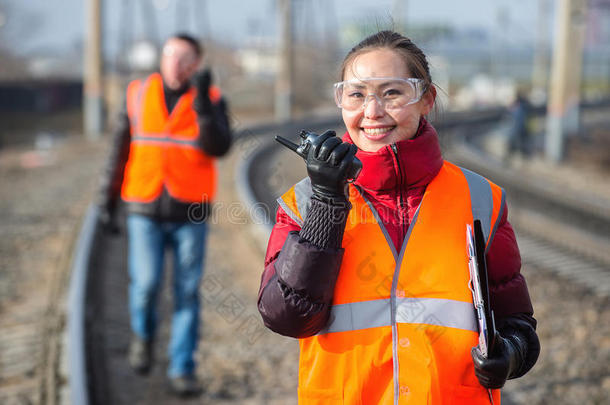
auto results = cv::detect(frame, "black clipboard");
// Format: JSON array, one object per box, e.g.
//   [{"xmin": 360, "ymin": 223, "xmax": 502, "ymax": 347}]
[{"xmin": 473, "ymin": 219, "xmax": 497, "ymax": 355}]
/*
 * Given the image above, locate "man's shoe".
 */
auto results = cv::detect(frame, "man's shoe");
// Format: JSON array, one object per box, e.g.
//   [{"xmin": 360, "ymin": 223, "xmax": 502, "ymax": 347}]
[
  {"xmin": 168, "ymin": 375, "xmax": 202, "ymax": 397},
  {"xmin": 128, "ymin": 336, "xmax": 153, "ymax": 375}
]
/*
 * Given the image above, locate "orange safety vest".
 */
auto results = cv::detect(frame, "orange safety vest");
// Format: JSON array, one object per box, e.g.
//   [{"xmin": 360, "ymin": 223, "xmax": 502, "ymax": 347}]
[
  {"xmin": 121, "ymin": 72, "xmax": 222, "ymax": 204},
  {"xmin": 278, "ymin": 161, "xmax": 505, "ymax": 405}
]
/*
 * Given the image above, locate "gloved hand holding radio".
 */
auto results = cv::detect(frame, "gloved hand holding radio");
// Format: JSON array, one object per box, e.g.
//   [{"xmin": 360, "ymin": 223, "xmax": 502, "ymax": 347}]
[
  {"xmin": 274, "ymin": 129, "xmax": 360, "ymax": 249},
  {"xmin": 304, "ymin": 130, "xmax": 359, "ymax": 205}
]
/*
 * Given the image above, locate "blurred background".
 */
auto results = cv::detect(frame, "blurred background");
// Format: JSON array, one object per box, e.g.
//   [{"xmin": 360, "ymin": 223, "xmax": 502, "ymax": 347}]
[
  {"xmin": 1, "ymin": 0, "xmax": 608, "ymax": 138},
  {"xmin": 0, "ymin": 1, "xmax": 609, "ymax": 404}
]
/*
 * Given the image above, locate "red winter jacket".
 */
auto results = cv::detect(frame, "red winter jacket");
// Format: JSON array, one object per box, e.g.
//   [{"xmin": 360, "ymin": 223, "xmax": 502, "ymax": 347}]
[{"xmin": 259, "ymin": 119, "xmax": 536, "ymax": 345}]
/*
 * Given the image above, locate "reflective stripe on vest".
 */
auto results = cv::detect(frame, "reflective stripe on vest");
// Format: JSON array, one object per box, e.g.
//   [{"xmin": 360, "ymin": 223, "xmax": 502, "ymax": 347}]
[
  {"xmin": 131, "ymin": 133, "xmax": 200, "ymax": 148},
  {"xmin": 280, "ymin": 160, "xmax": 504, "ymax": 404},
  {"xmin": 277, "ymin": 177, "xmax": 312, "ymax": 227},
  {"xmin": 460, "ymin": 166, "xmax": 506, "ymax": 251},
  {"xmin": 319, "ymin": 297, "xmax": 477, "ymax": 335},
  {"xmin": 126, "ymin": 78, "xmax": 146, "ymax": 129}
]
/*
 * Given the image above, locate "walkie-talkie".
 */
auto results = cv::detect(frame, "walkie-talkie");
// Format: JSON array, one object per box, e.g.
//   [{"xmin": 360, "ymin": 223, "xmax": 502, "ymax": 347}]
[{"xmin": 275, "ymin": 130, "xmax": 362, "ymax": 182}]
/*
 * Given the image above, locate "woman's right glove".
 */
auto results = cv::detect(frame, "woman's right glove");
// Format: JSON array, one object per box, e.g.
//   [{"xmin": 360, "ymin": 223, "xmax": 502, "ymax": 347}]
[
  {"xmin": 471, "ymin": 332, "xmax": 526, "ymax": 389},
  {"xmin": 305, "ymin": 130, "xmax": 358, "ymax": 205}
]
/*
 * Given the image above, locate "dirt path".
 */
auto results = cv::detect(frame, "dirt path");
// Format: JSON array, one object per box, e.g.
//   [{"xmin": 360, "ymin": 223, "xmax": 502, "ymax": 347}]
[{"xmin": 187, "ymin": 133, "xmax": 298, "ymax": 404}]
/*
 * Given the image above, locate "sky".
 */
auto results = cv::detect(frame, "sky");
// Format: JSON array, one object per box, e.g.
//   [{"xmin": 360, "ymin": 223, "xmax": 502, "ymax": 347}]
[{"xmin": 0, "ymin": 0, "xmax": 544, "ymax": 57}]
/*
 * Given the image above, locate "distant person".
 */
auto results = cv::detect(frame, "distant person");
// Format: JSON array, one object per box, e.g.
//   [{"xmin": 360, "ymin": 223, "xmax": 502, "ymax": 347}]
[
  {"xmin": 258, "ymin": 30, "xmax": 539, "ymax": 403},
  {"xmin": 507, "ymin": 90, "xmax": 533, "ymax": 160},
  {"xmin": 98, "ymin": 33, "xmax": 231, "ymax": 397}
]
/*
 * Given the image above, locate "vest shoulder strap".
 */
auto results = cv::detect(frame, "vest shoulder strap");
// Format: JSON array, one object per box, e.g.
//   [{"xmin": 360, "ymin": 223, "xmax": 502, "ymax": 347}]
[
  {"xmin": 126, "ymin": 75, "xmax": 155, "ymax": 129},
  {"xmin": 277, "ymin": 177, "xmax": 312, "ymax": 227},
  {"xmin": 126, "ymin": 79, "xmax": 142, "ymax": 118},
  {"xmin": 457, "ymin": 164, "xmax": 505, "ymax": 251}
]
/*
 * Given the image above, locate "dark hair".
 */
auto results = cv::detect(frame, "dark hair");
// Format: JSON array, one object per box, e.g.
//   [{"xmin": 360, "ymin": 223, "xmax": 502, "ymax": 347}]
[
  {"xmin": 171, "ymin": 33, "xmax": 203, "ymax": 58},
  {"xmin": 341, "ymin": 30, "xmax": 431, "ymax": 91}
]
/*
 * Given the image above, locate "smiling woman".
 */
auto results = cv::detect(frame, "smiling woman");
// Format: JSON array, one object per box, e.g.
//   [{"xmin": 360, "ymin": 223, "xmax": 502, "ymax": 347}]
[{"xmin": 258, "ymin": 30, "xmax": 540, "ymax": 404}]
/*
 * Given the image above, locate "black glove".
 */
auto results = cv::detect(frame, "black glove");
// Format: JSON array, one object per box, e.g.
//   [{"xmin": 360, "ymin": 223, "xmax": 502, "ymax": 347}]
[
  {"xmin": 192, "ymin": 69, "xmax": 213, "ymax": 115},
  {"xmin": 305, "ymin": 130, "xmax": 358, "ymax": 204},
  {"xmin": 471, "ymin": 332, "xmax": 526, "ymax": 389},
  {"xmin": 98, "ymin": 203, "xmax": 120, "ymax": 235}
]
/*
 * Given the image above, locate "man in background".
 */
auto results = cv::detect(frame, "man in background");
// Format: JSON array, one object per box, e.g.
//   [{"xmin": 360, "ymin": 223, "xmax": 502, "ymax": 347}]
[
  {"xmin": 98, "ymin": 33, "xmax": 232, "ymax": 396},
  {"xmin": 506, "ymin": 90, "xmax": 533, "ymax": 161}
]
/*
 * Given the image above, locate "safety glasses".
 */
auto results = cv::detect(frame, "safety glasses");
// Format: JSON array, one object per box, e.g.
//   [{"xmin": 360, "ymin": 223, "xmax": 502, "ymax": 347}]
[{"xmin": 333, "ymin": 77, "xmax": 426, "ymax": 111}]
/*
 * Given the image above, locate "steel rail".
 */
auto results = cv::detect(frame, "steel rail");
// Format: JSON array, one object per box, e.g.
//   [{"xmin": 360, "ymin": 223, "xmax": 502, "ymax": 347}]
[{"xmin": 66, "ymin": 204, "xmax": 99, "ymax": 405}]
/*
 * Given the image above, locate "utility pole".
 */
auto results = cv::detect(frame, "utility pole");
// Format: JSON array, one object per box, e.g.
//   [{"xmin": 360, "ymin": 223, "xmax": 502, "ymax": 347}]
[
  {"xmin": 393, "ymin": 0, "xmax": 408, "ymax": 30},
  {"xmin": 194, "ymin": 0, "xmax": 209, "ymax": 41},
  {"xmin": 545, "ymin": 0, "xmax": 588, "ymax": 162},
  {"xmin": 531, "ymin": 0, "xmax": 551, "ymax": 100},
  {"xmin": 275, "ymin": 0, "xmax": 293, "ymax": 122},
  {"xmin": 495, "ymin": 7, "xmax": 510, "ymax": 81},
  {"xmin": 83, "ymin": 0, "xmax": 103, "ymax": 139},
  {"xmin": 323, "ymin": 0, "xmax": 338, "ymax": 52}
]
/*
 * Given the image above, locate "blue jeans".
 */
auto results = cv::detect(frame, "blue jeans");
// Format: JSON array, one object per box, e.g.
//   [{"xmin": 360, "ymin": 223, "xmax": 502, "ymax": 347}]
[{"xmin": 127, "ymin": 214, "xmax": 207, "ymax": 377}]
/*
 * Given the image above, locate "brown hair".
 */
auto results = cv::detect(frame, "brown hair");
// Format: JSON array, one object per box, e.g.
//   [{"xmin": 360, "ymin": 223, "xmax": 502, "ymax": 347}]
[
  {"xmin": 172, "ymin": 33, "xmax": 203, "ymax": 58},
  {"xmin": 340, "ymin": 30, "xmax": 432, "ymax": 91}
]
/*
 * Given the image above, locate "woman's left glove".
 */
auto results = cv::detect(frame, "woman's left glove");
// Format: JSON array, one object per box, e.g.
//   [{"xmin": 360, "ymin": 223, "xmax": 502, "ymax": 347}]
[{"xmin": 471, "ymin": 332, "xmax": 526, "ymax": 389}]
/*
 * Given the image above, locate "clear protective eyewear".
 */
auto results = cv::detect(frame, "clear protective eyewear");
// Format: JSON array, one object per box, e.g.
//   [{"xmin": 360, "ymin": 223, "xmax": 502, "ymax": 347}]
[{"xmin": 333, "ymin": 77, "xmax": 426, "ymax": 111}]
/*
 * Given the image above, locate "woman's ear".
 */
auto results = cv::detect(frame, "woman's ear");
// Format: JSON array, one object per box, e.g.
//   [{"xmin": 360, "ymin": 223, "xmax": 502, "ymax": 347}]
[{"xmin": 421, "ymin": 84, "xmax": 437, "ymax": 116}]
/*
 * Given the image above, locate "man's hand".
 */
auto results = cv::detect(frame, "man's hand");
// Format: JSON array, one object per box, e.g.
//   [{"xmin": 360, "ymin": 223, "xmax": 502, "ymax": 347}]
[
  {"xmin": 99, "ymin": 205, "xmax": 120, "ymax": 235},
  {"xmin": 471, "ymin": 333, "xmax": 524, "ymax": 389},
  {"xmin": 305, "ymin": 130, "xmax": 358, "ymax": 204},
  {"xmin": 193, "ymin": 69, "xmax": 213, "ymax": 115}
]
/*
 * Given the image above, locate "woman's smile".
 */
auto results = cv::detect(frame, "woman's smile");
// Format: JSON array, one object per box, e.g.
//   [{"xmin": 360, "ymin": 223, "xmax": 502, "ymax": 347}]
[{"xmin": 361, "ymin": 125, "xmax": 396, "ymax": 140}]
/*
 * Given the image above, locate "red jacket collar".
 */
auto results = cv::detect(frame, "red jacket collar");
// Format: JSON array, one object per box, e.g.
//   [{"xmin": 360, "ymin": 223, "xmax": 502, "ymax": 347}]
[{"xmin": 342, "ymin": 118, "xmax": 444, "ymax": 194}]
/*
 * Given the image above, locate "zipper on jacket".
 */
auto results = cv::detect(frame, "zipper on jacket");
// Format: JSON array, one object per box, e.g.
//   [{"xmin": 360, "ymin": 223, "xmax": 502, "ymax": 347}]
[{"xmin": 390, "ymin": 144, "xmax": 408, "ymax": 239}]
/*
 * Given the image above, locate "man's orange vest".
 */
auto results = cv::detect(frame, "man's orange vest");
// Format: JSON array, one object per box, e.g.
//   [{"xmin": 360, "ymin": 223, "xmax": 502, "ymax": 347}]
[
  {"xmin": 278, "ymin": 161, "xmax": 505, "ymax": 405},
  {"xmin": 121, "ymin": 72, "xmax": 221, "ymax": 204}
]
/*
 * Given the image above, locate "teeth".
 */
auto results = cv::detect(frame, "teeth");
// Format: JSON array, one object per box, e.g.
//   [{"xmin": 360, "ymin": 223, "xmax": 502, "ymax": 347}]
[{"xmin": 363, "ymin": 127, "xmax": 392, "ymax": 135}]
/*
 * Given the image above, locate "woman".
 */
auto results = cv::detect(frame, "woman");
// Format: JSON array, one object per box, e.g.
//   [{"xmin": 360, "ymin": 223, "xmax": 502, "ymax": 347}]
[{"xmin": 258, "ymin": 30, "xmax": 539, "ymax": 404}]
